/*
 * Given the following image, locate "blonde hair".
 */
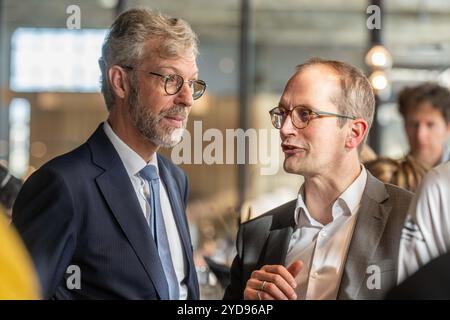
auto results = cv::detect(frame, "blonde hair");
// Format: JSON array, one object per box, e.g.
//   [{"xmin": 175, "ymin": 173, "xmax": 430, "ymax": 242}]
[
  {"xmin": 99, "ymin": 8, "xmax": 199, "ymax": 110},
  {"xmin": 365, "ymin": 156, "xmax": 430, "ymax": 192},
  {"xmin": 359, "ymin": 143, "xmax": 377, "ymax": 163}
]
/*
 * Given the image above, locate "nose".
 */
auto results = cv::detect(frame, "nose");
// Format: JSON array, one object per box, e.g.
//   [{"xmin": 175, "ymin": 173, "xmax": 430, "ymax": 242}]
[
  {"xmin": 174, "ymin": 82, "xmax": 194, "ymax": 107},
  {"xmin": 280, "ymin": 113, "xmax": 297, "ymax": 139},
  {"xmin": 416, "ymin": 124, "xmax": 429, "ymax": 145}
]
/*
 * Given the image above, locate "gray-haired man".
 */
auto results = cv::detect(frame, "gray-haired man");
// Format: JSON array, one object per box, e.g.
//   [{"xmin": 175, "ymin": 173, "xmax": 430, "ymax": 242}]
[{"xmin": 13, "ymin": 8, "xmax": 206, "ymax": 300}]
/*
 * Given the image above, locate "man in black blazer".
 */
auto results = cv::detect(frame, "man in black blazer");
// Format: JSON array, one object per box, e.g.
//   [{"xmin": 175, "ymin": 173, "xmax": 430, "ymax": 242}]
[{"xmin": 12, "ymin": 8, "xmax": 207, "ymax": 299}]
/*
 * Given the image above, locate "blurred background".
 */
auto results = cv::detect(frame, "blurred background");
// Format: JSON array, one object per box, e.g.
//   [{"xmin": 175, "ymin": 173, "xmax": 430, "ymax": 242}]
[{"xmin": 1, "ymin": 0, "xmax": 450, "ymax": 298}]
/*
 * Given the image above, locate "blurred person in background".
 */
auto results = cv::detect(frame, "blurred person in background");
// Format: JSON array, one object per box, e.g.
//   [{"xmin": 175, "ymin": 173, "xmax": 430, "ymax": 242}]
[
  {"xmin": 224, "ymin": 58, "xmax": 412, "ymax": 300},
  {"xmin": 398, "ymin": 83, "xmax": 450, "ymax": 168},
  {"xmin": 386, "ymin": 161, "xmax": 450, "ymax": 299},
  {"xmin": 0, "ymin": 204, "xmax": 40, "ymax": 299},
  {"xmin": 397, "ymin": 161, "xmax": 450, "ymax": 283},
  {"xmin": 12, "ymin": 8, "xmax": 206, "ymax": 299},
  {"xmin": 359, "ymin": 143, "xmax": 377, "ymax": 163},
  {"xmin": 0, "ymin": 164, "xmax": 22, "ymax": 219},
  {"xmin": 365, "ymin": 156, "xmax": 429, "ymax": 192},
  {"xmin": 1, "ymin": 163, "xmax": 39, "ymax": 299}
]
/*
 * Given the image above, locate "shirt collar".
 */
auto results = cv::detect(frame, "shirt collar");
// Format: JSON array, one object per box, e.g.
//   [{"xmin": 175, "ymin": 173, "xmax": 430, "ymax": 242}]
[
  {"xmin": 103, "ymin": 121, "xmax": 158, "ymax": 177},
  {"xmin": 338, "ymin": 166, "xmax": 367, "ymax": 216},
  {"xmin": 294, "ymin": 166, "xmax": 368, "ymax": 227},
  {"xmin": 440, "ymin": 144, "xmax": 450, "ymax": 164}
]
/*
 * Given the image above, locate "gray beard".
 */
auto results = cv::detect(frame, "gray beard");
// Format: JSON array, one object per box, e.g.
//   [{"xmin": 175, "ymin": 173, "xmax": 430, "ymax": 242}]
[{"xmin": 129, "ymin": 81, "xmax": 188, "ymax": 148}]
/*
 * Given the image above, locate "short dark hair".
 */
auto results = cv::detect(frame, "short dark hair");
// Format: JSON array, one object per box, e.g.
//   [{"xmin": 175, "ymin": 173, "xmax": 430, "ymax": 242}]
[{"xmin": 398, "ymin": 83, "xmax": 450, "ymax": 123}]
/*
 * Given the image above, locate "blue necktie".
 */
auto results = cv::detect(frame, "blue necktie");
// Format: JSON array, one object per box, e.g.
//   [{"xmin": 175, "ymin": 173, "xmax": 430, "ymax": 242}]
[{"xmin": 140, "ymin": 165, "xmax": 180, "ymax": 300}]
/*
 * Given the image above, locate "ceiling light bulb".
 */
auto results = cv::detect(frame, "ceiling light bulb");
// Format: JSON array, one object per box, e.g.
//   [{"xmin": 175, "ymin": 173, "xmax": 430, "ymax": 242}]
[
  {"xmin": 365, "ymin": 45, "xmax": 392, "ymax": 69},
  {"xmin": 369, "ymin": 70, "xmax": 388, "ymax": 91}
]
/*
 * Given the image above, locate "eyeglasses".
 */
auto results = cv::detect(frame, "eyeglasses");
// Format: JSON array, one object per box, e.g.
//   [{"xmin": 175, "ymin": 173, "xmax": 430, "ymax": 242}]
[
  {"xmin": 122, "ymin": 66, "xmax": 207, "ymax": 100},
  {"xmin": 269, "ymin": 105, "xmax": 356, "ymax": 129}
]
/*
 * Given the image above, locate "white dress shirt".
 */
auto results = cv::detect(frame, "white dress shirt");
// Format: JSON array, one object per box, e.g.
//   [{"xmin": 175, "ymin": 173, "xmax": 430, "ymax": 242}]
[
  {"xmin": 285, "ymin": 167, "xmax": 367, "ymax": 300},
  {"xmin": 398, "ymin": 161, "xmax": 450, "ymax": 283},
  {"xmin": 103, "ymin": 122, "xmax": 188, "ymax": 299}
]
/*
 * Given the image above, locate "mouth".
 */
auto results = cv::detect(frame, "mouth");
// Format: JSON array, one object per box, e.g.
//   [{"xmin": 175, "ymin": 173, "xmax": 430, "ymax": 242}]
[
  {"xmin": 281, "ymin": 143, "xmax": 306, "ymax": 155},
  {"xmin": 163, "ymin": 115, "xmax": 186, "ymax": 128}
]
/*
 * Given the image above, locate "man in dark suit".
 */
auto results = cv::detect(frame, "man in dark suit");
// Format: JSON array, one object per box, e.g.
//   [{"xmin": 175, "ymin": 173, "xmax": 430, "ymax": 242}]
[
  {"xmin": 224, "ymin": 58, "xmax": 412, "ymax": 300},
  {"xmin": 12, "ymin": 8, "xmax": 207, "ymax": 299}
]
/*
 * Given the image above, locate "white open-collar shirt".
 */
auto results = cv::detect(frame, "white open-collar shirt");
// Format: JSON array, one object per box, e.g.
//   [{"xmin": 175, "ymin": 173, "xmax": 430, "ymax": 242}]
[
  {"xmin": 103, "ymin": 122, "xmax": 187, "ymax": 299},
  {"xmin": 285, "ymin": 167, "xmax": 367, "ymax": 300}
]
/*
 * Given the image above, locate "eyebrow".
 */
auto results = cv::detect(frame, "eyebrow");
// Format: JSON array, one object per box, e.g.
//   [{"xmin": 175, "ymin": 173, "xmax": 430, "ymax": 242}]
[
  {"xmin": 277, "ymin": 102, "xmax": 289, "ymax": 110},
  {"xmin": 158, "ymin": 66, "xmax": 199, "ymax": 79},
  {"xmin": 277, "ymin": 103, "xmax": 315, "ymax": 111}
]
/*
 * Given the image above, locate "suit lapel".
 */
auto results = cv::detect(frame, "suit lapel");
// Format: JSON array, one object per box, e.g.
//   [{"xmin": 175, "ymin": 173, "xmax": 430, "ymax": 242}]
[
  {"xmin": 263, "ymin": 228, "xmax": 294, "ymax": 266},
  {"xmin": 157, "ymin": 156, "xmax": 199, "ymax": 299},
  {"xmin": 338, "ymin": 173, "xmax": 391, "ymax": 299},
  {"xmin": 261, "ymin": 200, "xmax": 297, "ymax": 267},
  {"xmin": 88, "ymin": 125, "xmax": 170, "ymax": 299}
]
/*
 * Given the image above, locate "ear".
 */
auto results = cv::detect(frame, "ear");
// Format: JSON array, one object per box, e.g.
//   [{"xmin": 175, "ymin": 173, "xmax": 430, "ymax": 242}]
[
  {"xmin": 108, "ymin": 65, "xmax": 130, "ymax": 100},
  {"xmin": 345, "ymin": 118, "xmax": 368, "ymax": 150}
]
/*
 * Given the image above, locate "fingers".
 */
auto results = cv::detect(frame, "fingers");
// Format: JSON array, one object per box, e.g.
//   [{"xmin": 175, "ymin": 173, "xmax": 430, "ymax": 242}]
[
  {"xmin": 246, "ymin": 277, "xmax": 289, "ymax": 300},
  {"xmin": 244, "ymin": 286, "xmax": 276, "ymax": 300},
  {"xmin": 261, "ymin": 265, "xmax": 298, "ymax": 289},
  {"xmin": 287, "ymin": 260, "xmax": 303, "ymax": 278},
  {"xmin": 243, "ymin": 264, "xmax": 299, "ymax": 300}
]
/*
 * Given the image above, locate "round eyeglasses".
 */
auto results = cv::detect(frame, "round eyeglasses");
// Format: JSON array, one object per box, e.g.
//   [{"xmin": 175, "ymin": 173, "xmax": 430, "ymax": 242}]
[
  {"xmin": 269, "ymin": 106, "xmax": 356, "ymax": 129},
  {"xmin": 122, "ymin": 66, "xmax": 207, "ymax": 100}
]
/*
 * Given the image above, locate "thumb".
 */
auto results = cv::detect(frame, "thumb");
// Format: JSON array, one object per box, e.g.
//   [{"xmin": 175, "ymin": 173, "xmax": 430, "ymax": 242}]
[{"xmin": 287, "ymin": 260, "xmax": 303, "ymax": 278}]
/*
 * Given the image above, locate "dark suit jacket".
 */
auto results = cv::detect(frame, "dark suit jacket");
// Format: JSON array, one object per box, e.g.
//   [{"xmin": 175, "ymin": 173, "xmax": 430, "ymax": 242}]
[
  {"xmin": 12, "ymin": 124, "xmax": 199, "ymax": 299},
  {"xmin": 224, "ymin": 172, "xmax": 412, "ymax": 300},
  {"xmin": 386, "ymin": 252, "xmax": 450, "ymax": 300}
]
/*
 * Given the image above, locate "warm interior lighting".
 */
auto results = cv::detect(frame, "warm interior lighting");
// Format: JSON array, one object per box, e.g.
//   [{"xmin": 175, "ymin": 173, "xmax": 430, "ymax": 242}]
[
  {"xmin": 365, "ymin": 45, "xmax": 392, "ymax": 69},
  {"xmin": 369, "ymin": 70, "xmax": 388, "ymax": 91}
]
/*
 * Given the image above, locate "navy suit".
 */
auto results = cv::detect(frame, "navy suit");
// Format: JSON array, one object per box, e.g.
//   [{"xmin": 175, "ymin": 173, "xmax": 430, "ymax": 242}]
[{"xmin": 12, "ymin": 124, "xmax": 199, "ymax": 299}]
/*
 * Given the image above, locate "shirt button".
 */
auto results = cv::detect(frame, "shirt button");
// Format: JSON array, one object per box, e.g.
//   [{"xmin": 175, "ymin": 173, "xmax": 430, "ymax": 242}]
[
  {"xmin": 311, "ymin": 272, "xmax": 319, "ymax": 279},
  {"xmin": 320, "ymin": 231, "xmax": 327, "ymax": 237}
]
